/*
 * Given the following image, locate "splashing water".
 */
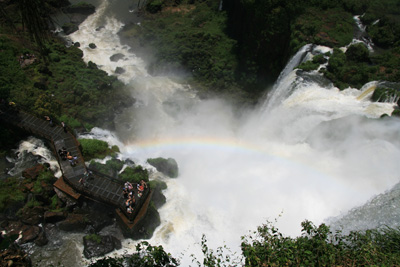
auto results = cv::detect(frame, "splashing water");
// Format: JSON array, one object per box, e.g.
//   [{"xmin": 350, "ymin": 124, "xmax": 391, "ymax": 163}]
[{"xmin": 64, "ymin": 0, "xmax": 400, "ymax": 265}]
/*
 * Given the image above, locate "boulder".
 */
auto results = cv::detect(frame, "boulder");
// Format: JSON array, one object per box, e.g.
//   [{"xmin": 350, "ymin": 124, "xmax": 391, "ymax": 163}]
[
  {"xmin": 22, "ymin": 164, "xmax": 45, "ymax": 180},
  {"xmin": 20, "ymin": 225, "xmax": 40, "ymax": 244},
  {"xmin": 83, "ymin": 235, "xmax": 121, "ymax": 259},
  {"xmin": 89, "ymin": 43, "xmax": 97, "ymax": 49},
  {"xmin": 147, "ymin": 157, "xmax": 179, "ymax": 178},
  {"xmin": 57, "ymin": 214, "xmax": 88, "ymax": 232},
  {"xmin": 115, "ymin": 67, "xmax": 126, "ymax": 74},
  {"xmin": 20, "ymin": 206, "xmax": 45, "ymax": 225},
  {"xmin": 110, "ymin": 53, "xmax": 125, "ymax": 62},
  {"xmin": 63, "ymin": 3, "xmax": 95, "ymax": 15},
  {"xmin": 34, "ymin": 228, "xmax": 48, "ymax": 246},
  {"xmin": 44, "ymin": 211, "xmax": 67, "ymax": 223},
  {"xmin": 62, "ymin": 23, "xmax": 79, "ymax": 35}
]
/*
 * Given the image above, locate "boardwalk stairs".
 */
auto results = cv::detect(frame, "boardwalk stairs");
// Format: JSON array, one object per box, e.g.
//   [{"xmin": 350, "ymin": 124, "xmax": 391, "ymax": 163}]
[{"xmin": 0, "ymin": 106, "xmax": 151, "ymax": 236}]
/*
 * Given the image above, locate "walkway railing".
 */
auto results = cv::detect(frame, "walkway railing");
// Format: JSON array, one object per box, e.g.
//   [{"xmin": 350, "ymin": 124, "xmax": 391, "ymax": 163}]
[{"xmin": 0, "ymin": 106, "xmax": 149, "ymax": 222}]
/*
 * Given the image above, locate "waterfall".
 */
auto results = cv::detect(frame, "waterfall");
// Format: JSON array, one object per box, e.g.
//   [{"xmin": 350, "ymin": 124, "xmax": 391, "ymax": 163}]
[
  {"xmin": 35, "ymin": 0, "xmax": 400, "ymax": 265},
  {"xmin": 350, "ymin": 15, "xmax": 374, "ymax": 52},
  {"xmin": 260, "ymin": 44, "xmax": 313, "ymax": 112}
]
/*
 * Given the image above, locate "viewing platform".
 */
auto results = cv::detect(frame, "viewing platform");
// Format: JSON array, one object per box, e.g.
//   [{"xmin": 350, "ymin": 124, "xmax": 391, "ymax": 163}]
[{"xmin": 0, "ymin": 106, "xmax": 150, "ymax": 235}]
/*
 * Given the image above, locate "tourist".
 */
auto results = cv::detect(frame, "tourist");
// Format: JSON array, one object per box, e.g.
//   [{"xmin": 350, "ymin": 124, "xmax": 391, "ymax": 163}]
[
  {"xmin": 61, "ymin": 121, "xmax": 67, "ymax": 133},
  {"xmin": 44, "ymin": 116, "xmax": 53, "ymax": 126},
  {"xmin": 122, "ymin": 187, "xmax": 129, "ymax": 199}
]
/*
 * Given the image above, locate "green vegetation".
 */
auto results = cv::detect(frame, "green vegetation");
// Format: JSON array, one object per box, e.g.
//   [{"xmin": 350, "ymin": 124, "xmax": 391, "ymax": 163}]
[
  {"xmin": 88, "ymin": 241, "xmax": 179, "ymax": 266},
  {"xmin": 85, "ymin": 234, "xmax": 102, "ymax": 244},
  {"xmin": 147, "ymin": 157, "xmax": 178, "ymax": 178},
  {"xmin": 0, "ymin": 177, "xmax": 25, "ymax": 212},
  {"xmin": 0, "ymin": 0, "xmax": 133, "ymax": 130},
  {"xmin": 119, "ymin": 165, "xmax": 149, "ymax": 184},
  {"xmin": 88, "ymin": 157, "xmax": 124, "ymax": 178},
  {"xmin": 298, "ymin": 54, "xmax": 327, "ymax": 72},
  {"xmin": 78, "ymin": 139, "xmax": 120, "ymax": 161},
  {"xmin": 372, "ymin": 86, "xmax": 400, "ymax": 105},
  {"xmin": 291, "ymin": 7, "xmax": 354, "ymax": 52},
  {"xmin": 120, "ymin": 0, "xmax": 244, "ymax": 99},
  {"xmin": 242, "ymin": 220, "xmax": 400, "ymax": 266},
  {"xmin": 90, "ymin": 220, "xmax": 400, "ymax": 266}
]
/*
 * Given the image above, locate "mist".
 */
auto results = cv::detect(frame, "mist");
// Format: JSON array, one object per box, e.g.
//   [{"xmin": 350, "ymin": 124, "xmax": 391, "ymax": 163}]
[{"xmin": 68, "ymin": 0, "xmax": 400, "ymax": 263}]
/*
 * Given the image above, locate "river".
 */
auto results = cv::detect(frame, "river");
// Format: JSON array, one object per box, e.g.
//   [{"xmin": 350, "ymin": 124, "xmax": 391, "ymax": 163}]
[{"xmin": 19, "ymin": 0, "xmax": 400, "ymax": 265}]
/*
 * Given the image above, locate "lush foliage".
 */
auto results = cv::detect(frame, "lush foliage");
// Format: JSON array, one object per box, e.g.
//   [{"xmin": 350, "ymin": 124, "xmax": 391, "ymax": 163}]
[
  {"xmin": 119, "ymin": 165, "xmax": 149, "ymax": 184},
  {"xmin": 147, "ymin": 157, "xmax": 179, "ymax": 178},
  {"xmin": 242, "ymin": 220, "xmax": 400, "ymax": 266},
  {"xmin": 88, "ymin": 158, "xmax": 125, "ymax": 178},
  {"xmin": 121, "ymin": 0, "xmax": 240, "ymax": 95},
  {"xmin": 78, "ymin": 138, "xmax": 120, "ymax": 161},
  {"xmin": 85, "ymin": 234, "xmax": 102, "ymax": 244},
  {"xmin": 0, "ymin": 1, "xmax": 133, "ymax": 130},
  {"xmin": 0, "ymin": 177, "xmax": 25, "ymax": 212},
  {"xmin": 88, "ymin": 241, "xmax": 179, "ymax": 267}
]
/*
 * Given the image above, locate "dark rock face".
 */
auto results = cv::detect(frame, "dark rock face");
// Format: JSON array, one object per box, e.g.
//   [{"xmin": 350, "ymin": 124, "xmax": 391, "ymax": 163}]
[
  {"xmin": 62, "ymin": 23, "xmax": 79, "ymax": 35},
  {"xmin": 110, "ymin": 53, "xmax": 125, "ymax": 62},
  {"xmin": 34, "ymin": 228, "xmax": 48, "ymax": 246},
  {"xmin": 115, "ymin": 67, "xmax": 126, "ymax": 74},
  {"xmin": 147, "ymin": 157, "xmax": 179, "ymax": 178},
  {"xmin": 22, "ymin": 165, "xmax": 45, "ymax": 180},
  {"xmin": 57, "ymin": 214, "xmax": 88, "ymax": 232},
  {"xmin": 20, "ymin": 206, "xmax": 45, "ymax": 225},
  {"xmin": 0, "ymin": 244, "xmax": 32, "ymax": 266},
  {"xmin": 44, "ymin": 211, "xmax": 67, "ymax": 224},
  {"xmin": 83, "ymin": 235, "xmax": 121, "ymax": 259},
  {"xmin": 89, "ymin": 43, "xmax": 97, "ymax": 49},
  {"xmin": 63, "ymin": 3, "xmax": 95, "ymax": 15}
]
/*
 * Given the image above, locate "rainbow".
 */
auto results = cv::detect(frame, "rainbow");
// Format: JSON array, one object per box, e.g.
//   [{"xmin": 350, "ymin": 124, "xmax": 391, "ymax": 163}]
[{"xmin": 124, "ymin": 136, "xmax": 334, "ymax": 180}]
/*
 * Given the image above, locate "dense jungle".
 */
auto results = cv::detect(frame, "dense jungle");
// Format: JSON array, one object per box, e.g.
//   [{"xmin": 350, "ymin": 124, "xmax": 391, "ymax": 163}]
[{"xmin": 1, "ymin": 0, "xmax": 400, "ymax": 266}]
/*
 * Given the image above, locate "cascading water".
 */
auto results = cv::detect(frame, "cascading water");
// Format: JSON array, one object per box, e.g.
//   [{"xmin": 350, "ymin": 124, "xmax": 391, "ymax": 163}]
[{"xmin": 37, "ymin": 0, "xmax": 400, "ymax": 265}]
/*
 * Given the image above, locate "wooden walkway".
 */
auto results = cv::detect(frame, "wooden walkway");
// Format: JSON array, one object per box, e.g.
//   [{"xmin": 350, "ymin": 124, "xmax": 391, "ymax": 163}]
[{"xmin": 0, "ymin": 107, "xmax": 149, "ymax": 223}]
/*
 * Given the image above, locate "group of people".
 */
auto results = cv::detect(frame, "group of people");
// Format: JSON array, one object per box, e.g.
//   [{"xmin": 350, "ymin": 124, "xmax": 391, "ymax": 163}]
[
  {"xmin": 58, "ymin": 147, "xmax": 78, "ymax": 166},
  {"xmin": 122, "ymin": 180, "xmax": 148, "ymax": 214},
  {"xmin": 18, "ymin": 53, "xmax": 36, "ymax": 67}
]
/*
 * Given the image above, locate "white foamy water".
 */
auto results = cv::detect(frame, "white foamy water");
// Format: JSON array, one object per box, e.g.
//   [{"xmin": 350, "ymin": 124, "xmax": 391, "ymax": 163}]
[
  {"xmin": 65, "ymin": 1, "xmax": 400, "ymax": 265},
  {"xmin": 8, "ymin": 136, "xmax": 61, "ymax": 178}
]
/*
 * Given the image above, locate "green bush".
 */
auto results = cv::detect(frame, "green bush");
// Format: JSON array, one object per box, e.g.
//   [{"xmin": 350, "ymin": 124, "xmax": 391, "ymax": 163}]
[
  {"xmin": 146, "ymin": 0, "xmax": 163, "ymax": 13},
  {"xmin": 0, "ymin": 178, "xmax": 25, "ymax": 212},
  {"xmin": 242, "ymin": 220, "xmax": 400, "ymax": 266},
  {"xmin": 84, "ymin": 234, "xmax": 102, "ymax": 244},
  {"xmin": 345, "ymin": 43, "xmax": 370, "ymax": 62},
  {"xmin": 147, "ymin": 157, "xmax": 179, "ymax": 178},
  {"xmin": 371, "ymin": 87, "xmax": 400, "ymax": 103},
  {"xmin": 78, "ymin": 139, "xmax": 120, "ymax": 160},
  {"xmin": 119, "ymin": 166, "xmax": 149, "ymax": 183}
]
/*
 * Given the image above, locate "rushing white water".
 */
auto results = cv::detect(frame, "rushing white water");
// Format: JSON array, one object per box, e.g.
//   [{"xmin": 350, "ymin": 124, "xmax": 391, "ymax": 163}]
[
  {"xmin": 7, "ymin": 137, "xmax": 61, "ymax": 178},
  {"xmin": 64, "ymin": 0, "xmax": 400, "ymax": 265}
]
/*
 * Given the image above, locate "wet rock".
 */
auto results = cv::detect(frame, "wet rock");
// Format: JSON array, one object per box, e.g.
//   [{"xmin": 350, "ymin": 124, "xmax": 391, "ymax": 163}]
[
  {"xmin": 74, "ymin": 42, "xmax": 81, "ymax": 47},
  {"xmin": 20, "ymin": 225, "xmax": 40, "ymax": 244},
  {"xmin": 0, "ymin": 244, "xmax": 32, "ymax": 266},
  {"xmin": 44, "ymin": 211, "xmax": 67, "ymax": 224},
  {"xmin": 20, "ymin": 206, "xmax": 45, "ymax": 225},
  {"xmin": 83, "ymin": 234, "xmax": 121, "ymax": 259},
  {"xmin": 115, "ymin": 67, "xmax": 126, "ymax": 74},
  {"xmin": 110, "ymin": 53, "xmax": 125, "ymax": 62},
  {"xmin": 54, "ymin": 188, "xmax": 78, "ymax": 208},
  {"xmin": 62, "ymin": 22, "xmax": 79, "ymax": 35},
  {"xmin": 147, "ymin": 157, "xmax": 179, "ymax": 178},
  {"xmin": 89, "ymin": 43, "xmax": 97, "ymax": 49},
  {"xmin": 34, "ymin": 228, "xmax": 48, "ymax": 247},
  {"xmin": 58, "ymin": 214, "xmax": 88, "ymax": 232},
  {"xmin": 63, "ymin": 3, "xmax": 95, "ymax": 15},
  {"xmin": 22, "ymin": 164, "xmax": 45, "ymax": 180}
]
